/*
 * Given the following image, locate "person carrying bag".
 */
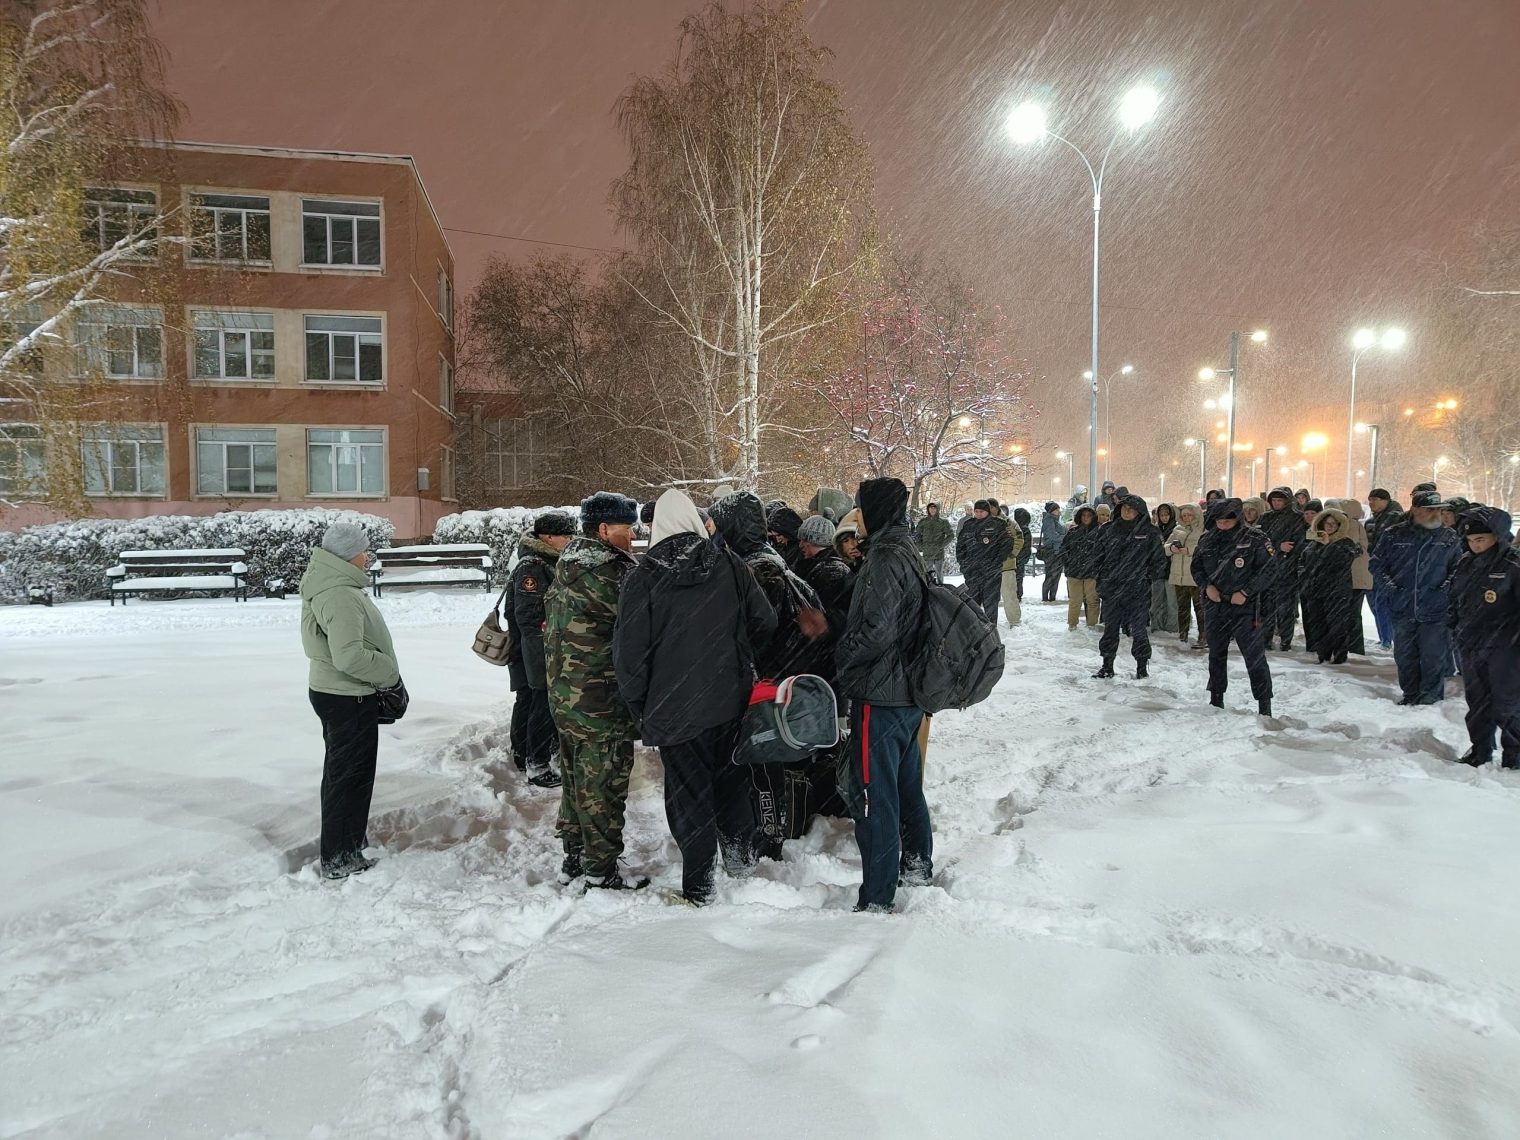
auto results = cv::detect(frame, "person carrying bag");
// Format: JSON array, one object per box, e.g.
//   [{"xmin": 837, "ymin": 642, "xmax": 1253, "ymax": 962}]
[{"xmin": 299, "ymin": 522, "xmax": 404, "ymax": 881}]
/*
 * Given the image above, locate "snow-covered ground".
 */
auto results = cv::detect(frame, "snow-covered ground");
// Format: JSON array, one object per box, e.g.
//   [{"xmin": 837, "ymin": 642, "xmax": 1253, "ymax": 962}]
[{"xmin": 3, "ymin": 589, "xmax": 1520, "ymax": 1139}]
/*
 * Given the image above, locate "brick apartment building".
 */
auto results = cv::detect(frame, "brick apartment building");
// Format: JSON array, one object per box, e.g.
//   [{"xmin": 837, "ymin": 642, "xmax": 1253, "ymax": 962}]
[{"xmin": 4, "ymin": 141, "xmax": 457, "ymax": 539}]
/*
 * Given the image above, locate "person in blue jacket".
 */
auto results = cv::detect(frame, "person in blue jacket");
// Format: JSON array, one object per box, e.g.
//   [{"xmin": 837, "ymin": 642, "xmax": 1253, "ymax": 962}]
[
  {"xmin": 1449, "ymin": 507, "xmax": 1520, "ymax": 767},
  {"xmin": 1369, "ymin": 489, "xmax": 1463, "ymax": 705}
]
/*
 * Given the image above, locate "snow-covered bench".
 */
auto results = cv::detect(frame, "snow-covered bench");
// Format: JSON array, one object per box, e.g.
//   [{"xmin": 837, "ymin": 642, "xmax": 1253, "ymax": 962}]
[
  {"xmin": 106, "ymin": 548, "xmax": 250, "ymax": 605},
  {"xmin": 370, "ymin": 544, "xmax": 493, "ymax": 598}
]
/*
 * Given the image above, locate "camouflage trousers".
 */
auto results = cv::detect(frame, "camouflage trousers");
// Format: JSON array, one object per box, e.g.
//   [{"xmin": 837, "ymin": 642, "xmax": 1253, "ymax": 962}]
[{"xmin": 556, "ymin": 734, "xmax": 636, "ymax": 876}]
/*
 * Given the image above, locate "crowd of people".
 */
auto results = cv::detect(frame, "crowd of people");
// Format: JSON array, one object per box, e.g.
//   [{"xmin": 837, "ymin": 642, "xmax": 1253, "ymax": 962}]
[
  {"xmin": 298, "ymin": 480, "xmax": 934, "ymax": 913},
  {"xmin": 972, "ymin": 477, "xmax": 1518, "ymax": 763},
  {"xmin": 293, "ymin": 468, "xmax": 1518, "ymax": 903}
]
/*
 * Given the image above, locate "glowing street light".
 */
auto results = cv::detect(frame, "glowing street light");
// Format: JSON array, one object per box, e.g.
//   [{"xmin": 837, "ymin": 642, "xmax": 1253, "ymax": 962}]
[
  {"xmin": 1355, "ymin": 422, "xmax": 1382, "ymax": 489},
  {"xmin": 1434, "ymin": 454, "xmax": 1449, "ymax": 485},
  {"xmin": 1098, "ymin": 363, "xmax": 1136, "ymax": 482},
  {"xmin": 1346, "ymin": 325, "xmax": 1408, "ymax": 495},
  {"xmin": 1004, "ymin": 83, "xmax": 1163, "ymax": 509},
  {"xmin": 1184, "ymin": 436, "xmax": 1208, "ymax": 498},
  {"xmin": 1054, "ymin": 449, "xmax": 1075, "ymax": 491}
]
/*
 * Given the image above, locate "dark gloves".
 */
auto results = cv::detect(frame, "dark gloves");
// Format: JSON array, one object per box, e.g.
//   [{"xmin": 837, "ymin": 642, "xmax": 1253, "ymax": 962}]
[{"xmin": 375, "ymin": 678, "xmax": 409, "ymax": 724}]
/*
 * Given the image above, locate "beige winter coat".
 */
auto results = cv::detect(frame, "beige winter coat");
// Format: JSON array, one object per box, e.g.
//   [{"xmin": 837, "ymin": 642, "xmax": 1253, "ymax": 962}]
[
  {"xmin": 1166, "ymin": 504, "xmax": 1205, "ymax": 587},
  {"xmin": 1324, "ymin": 497, "xmax": 1374, "ymax": 589}
]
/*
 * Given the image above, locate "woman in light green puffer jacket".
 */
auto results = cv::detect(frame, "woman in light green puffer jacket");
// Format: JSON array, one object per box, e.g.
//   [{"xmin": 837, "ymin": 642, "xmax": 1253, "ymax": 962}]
[{"xmin": 299, "ymin": 523, "xmax": 401, "ymax": 880}]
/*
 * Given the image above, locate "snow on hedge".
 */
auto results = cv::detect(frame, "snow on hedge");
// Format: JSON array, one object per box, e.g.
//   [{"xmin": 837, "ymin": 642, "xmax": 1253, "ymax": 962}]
[
  {"xmin": 432, "ymin": 506, "xmax": 579, "ymax": 571},
  {"xmin": 0, "ymin": 509, "xmax": 395, "ymax": 603}
]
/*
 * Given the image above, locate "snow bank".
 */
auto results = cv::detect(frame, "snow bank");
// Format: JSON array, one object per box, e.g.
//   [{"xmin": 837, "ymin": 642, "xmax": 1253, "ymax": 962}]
[{"xmin": 3, "ymin": 595, "xmax": 1520, "ymax": 1137}]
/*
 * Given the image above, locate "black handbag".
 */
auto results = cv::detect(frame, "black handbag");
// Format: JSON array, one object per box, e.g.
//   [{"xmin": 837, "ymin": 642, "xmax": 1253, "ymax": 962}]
[{"xmin": 375, "ymin": 679, "xmax": 410, "ymax": 724}]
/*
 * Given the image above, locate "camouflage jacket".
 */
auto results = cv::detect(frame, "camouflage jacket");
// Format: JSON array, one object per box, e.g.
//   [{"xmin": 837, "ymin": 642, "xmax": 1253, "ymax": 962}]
[{"xmin": 544, "ymin": 535, "xmax": 636, "ymax": 741}]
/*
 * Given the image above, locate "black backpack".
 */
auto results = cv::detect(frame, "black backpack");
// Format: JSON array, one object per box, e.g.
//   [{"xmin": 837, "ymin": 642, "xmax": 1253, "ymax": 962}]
[{"xmin": 905, "ymin": 558, "xmax": 1005, "ymax": 713}]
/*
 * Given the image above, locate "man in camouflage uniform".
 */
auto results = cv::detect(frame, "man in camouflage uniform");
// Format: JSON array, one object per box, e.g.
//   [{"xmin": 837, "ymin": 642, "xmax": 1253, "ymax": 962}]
[{"xmin": 543, "ymin": 491, "xmax": 645, "ymax": 890}]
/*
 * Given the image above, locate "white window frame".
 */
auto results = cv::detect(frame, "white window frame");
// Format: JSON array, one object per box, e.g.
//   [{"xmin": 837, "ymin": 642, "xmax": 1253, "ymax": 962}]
[
  {"xmin": 83, "ymin": 187, "xmax": 158, "ymax": 258},
  {"xmin": 76, "ymin": 305, "xmax": 163, "ymax": 379},
  {"xmin": 0, "ymin": 423, "xmax": 46, "ymax": 499},
  {"xmin": 188, "ymin": 192, "xmax": 272, "ymax": 263},
  {"xmin": 304, "ymin": 315, "xmax": 384, "ymax": 385},
  {"xmin": 195, "ymin": 426, "xmax": 278, "ymax": 496},
  {"xmin": 440, "ymin": 444, "xmax": 456, "ymax": 501},
  {"xmin": 481, "ymin": 417, "xmax": 549, "ymax": 491},
  {"xmin": 306, "ymin": 428, "xmax": 386, "ymax": 498},
  {"xmin": 436, "ymin": 266, "xmax": 453, "ymax": 328},
  {"xmin": 2, "ymin": 302, "xmax": 46, "ymax": 374},
  {"xmin": 301, "ymin": 198, "xmax": 382, "ymax": 269},
  {"xmin": 192, "ymin": 311, "xmax": 276, "ymax": 381},
  {"xmin": 438, "ymin": 354, "xmax": 454, "ymax": 414},
  {"xmin": 80, "ymin": 424, "xmax": 166, "ymax": 497}
]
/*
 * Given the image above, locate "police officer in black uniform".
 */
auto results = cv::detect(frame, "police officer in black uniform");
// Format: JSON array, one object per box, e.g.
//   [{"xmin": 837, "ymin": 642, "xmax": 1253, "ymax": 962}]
[
  {"xmin": 1450, "ymin": 506, "xmax": 1520, "ymax": 768},
  {"xmin": 1192, "ymin": 497, "xmax": 1278, "ymax": 716},
  {"xmin": 956, "ymin": 499, "xmax": 1013, "ymax": 624},
  {"xmin": 506, "ymin": 510, "xmax": 575, "ymax": 787}
]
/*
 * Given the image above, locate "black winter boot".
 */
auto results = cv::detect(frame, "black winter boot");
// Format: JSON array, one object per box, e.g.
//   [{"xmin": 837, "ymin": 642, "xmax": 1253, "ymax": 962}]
[
  {"xmin": 1502, "ymin": 756, "xmax": 1520, "ymax": 771},
  {"xmin": 1092, "ymin": 658, "xmax": 1116, "ymax": 679},
  {"xmin": 559, "ymin": 853, "xmax": 583, "ymax": 881},
  {"xmin": 1458, "ymin": 751, "xmax": 1492, "ymax": 767},
  {"xmin": 585, "ymin": 870, "xmax": 650, "ymax": 891},
  {"xmin": 1258, "ymin": 699, "xmax": 1273, "ymax": 717},
  {"xmin": 1135, "ymin": 660, "xmax": 1149, "ymax": 680},
  {"xmin": 1209, "ymin": 692, "xmax": 1225, "ymax": 709}
]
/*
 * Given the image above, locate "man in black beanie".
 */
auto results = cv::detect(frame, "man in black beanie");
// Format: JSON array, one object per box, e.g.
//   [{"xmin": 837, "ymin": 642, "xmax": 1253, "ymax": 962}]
[
  {"xmin": 835, "ymin": 477, "xmax": 932, "ymax": 913},
  {"xmin": 956, "ymin": 498, "xmax": 1011, "ymax": 623},
  {"xmin": 505, "ymin": 511, "xmax": 574, "ymax": 789},
  {"xmin": 766, "ymin": 503, "xmax": 805, "ymax": 570}
]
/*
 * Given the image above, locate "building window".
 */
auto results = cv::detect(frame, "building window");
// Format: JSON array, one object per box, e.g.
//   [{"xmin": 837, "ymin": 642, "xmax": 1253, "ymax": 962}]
[
  {"xmin": 307, "ymin": 428, "xmax": 384, "ymax": 496},
  {"xmin": 481, "ymin": 417, "xmax": 550, "ymax": 490},
  {"xmin": 1, "ymin": 303, "xmax": 46, "ymax": 374},
  {"xmin": 196, "ymin": 427, "xmax": 278, "ymax": 495},
  {"xmin": 81, "ymin": 424, "xmax": 165, "ymax": 496},
  {"xmin": 436, "ymin": 267, "xmax": 452, "ymax": 327},
  {"xmin": 438, "ymin": 355, "xmax": 454, "ymax": 413},
  {"xmin": 440, "ymin": 444, "xmax": 456, "ymax": 500},
  {"xmin": 76, "ymin": 305, "xmax": 162, "ymax": 379},
  {"xmin": 0, "ymin": 424, "xmax": 46, "ymax": 499},
  {"xmin": 302, "ymin": 199, "xmax": 381, "ymax": 268},
  {"xmin": 304, "ymin": 315, "xmax": 382, "ymax": 384},
  {"xmin": 189, "ymin": 192, "xmax": 271, "ymax": 262},
  {"xmin": 83, "ymin": 188, "xmax": 157, "ymax": 256},
  {"xmin": 193, "ymin": 311, "xmax": 275, "ymax": 380}
]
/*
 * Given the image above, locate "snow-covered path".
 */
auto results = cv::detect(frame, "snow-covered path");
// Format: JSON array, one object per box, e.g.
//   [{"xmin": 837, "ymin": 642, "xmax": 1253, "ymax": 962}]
[{"xmin": 3, "ymin": 592, "xmax": 1519, "ymax": 1138}]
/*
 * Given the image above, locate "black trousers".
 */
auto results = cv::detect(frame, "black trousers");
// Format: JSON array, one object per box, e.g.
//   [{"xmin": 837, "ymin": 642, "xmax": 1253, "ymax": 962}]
[
  {"xmin": 1041, "ymin": 556, "xmax": 1062, "ymax": 601},
  {"xmin": 1303, "ymin": 588, "xmax": 1354, "ymax": 662},
  {"xmin": 659, "ymin": 720, "xmax": 756, "ymax": 900},
  {"xmin": 966, "ymin": 573, "xmax": 1001, "ymax": 624},
  {"xmin": 1204, "ymin": 604, "xmax": 1274, "ymax": 700},
  {"xmin": 520, "ymin": 686, "xmax": 555, "ymax": 766},
  {"xmin": 1271, "ymin": 583, "xmax": 1300, "ymax": 646},
  {"xmin": 1098, "ymin": 588, "xmax": 1152, "ymax": 663},
  {"xmin": 1463, "ymin": 645, "xmax": 1520, "ymax": 761},
  {"xmin": 309, "ymin": 689, "xmax": 380, "ymax": 865},
  {"xmin": 509, "ymin": 693, "xmax": 528, "ymax": 770}
]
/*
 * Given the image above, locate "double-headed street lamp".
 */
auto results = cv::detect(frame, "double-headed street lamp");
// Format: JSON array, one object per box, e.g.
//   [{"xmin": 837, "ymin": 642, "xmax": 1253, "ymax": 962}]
[
  {"xmin": 1085, "ymin": 363, "xmax": 1135, "ymax": 483},
  {"xmin": 1346, "ymin": 327, "xmax": 1407, "ymax": 495},
  {"xmin": 1007, "ymin": 84, "xmax": 1161, "ymax": 506},
  {"xmin": 1198, "ymin": 329, "xmax": 1268, "ymax": 497}
]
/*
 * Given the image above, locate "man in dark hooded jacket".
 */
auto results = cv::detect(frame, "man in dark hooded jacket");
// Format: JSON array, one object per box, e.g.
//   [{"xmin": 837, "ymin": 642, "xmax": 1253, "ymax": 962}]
[
  {"xmin": 835, "ymin": 477, "xmax": 931, "ymax": 913},
  {"xmin": 956, "ymin": 499, "xmax": 1012, "ymax": 623},
  {"xmin": 1192, "ymin": 497, "xmax": 1277, "ymax": 715},
  {"xmin": 712, "ymin": 491, "xmax": 827, "ymax": 855},
  {"xmin": 614, "ymin": 489, "xmax": 777, "ymax": 903},
  {"xmin": 1260, "ymin": 486, "xmax": 1308, "ymax": 649},
  {"xmin": 766, "ymin": 504, "xmax": 805, "ymax": 570},
  {"xmin": 1093, "ymin": 494, "xmax": 1168, "ymax": 679},
  {"xmin": 1039, "ymin": 501, "xmax": 1065, "ymax": 601},
  {"xmin": 1449, "ymin": 507, "xmax": 1520, "ymax": 767}
]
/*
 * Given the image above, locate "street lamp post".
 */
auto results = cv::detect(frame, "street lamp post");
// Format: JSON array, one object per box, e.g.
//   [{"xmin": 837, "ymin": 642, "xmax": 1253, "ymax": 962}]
[
  {"xmin": 1092, "ymin": 363, "xmax": 1135, "ymax": 483},
  {"xmin": 1198, "ymin": 329, "xmax": 1267, "ymax": 497},
  {"xmin": 1055, "ymin": 449, "xmax": 1075, "ymax": 494},
  {"xmin": 1158, "ymin": 471, "xmax": 1166, "ymax": 501},
  {"xmin": 1184, "ymin": 437, "xmax": 1207, "ymax": 499},
  {"xmin": 1007, "ymin": 86, "xmax": 1160, "ymax": 509},
  {"xmin": 1355, "ymin": 422, "xmax": 1381, "ymax": 490},
  {"xmin": 1346, "ymin": 327, "xmax": 1407, "ymax": 496}
]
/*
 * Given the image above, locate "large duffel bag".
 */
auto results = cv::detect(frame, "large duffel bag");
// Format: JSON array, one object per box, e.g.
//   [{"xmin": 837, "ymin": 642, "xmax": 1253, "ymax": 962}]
[{"xmin": 732, "ymin": 674, "xmax": 840, "ymax": 766}]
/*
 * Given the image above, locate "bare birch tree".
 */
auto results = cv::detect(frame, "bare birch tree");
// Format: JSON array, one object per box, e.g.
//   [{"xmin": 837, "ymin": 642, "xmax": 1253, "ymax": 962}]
[
  {"xmin": 0, "ymin": 0, "xmax": 180, "ymax": 514},
  {"xmin": 611, "ymin": 0, "xmax": 875, "ymax": 489}
]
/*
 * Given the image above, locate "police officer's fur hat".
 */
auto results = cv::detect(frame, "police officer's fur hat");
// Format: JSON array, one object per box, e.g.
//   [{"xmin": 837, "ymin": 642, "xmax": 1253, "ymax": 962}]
[
  {"xmin": 580, "ymin": 491, "xmax": 638, "ymax": 529},
  {"xmin": 533, "ymin": 511, "xmax": 575, "ymax": 537}
]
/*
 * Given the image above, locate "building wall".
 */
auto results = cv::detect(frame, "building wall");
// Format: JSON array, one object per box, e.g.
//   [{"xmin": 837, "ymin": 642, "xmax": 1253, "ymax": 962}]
[{"xmin": 6, "ymin": 143, "xmax": 457, "ymax": 541}]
